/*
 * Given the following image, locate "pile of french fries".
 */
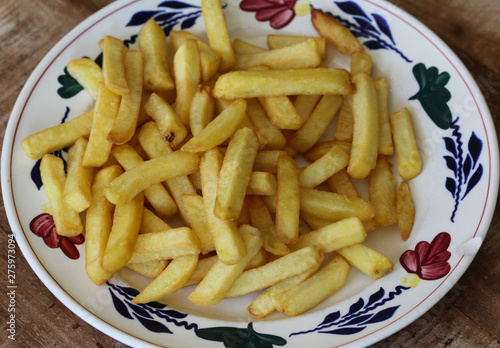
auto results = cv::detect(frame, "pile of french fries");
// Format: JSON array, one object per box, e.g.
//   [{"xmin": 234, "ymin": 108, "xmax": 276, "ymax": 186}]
[{"xmin": 22, "ymin": 0, "xmax": 422, "ymax": 318}]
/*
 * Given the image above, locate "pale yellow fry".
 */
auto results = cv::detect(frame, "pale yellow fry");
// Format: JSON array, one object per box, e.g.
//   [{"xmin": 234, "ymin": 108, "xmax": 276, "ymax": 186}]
[
  {"xmin": 128, "ymin": 227, "xmax": 201, "ymax": 264},
  {"xmin": 40, "ymin": 154, "xmax": 83, "ymax": 237},
  {"xmin": 174, "ymin": 39, "xmax": 201, "ymax": 126},
  {"xmin": 145, "ymin": 92, "xmax": 188, "ymax": 149},
  {"xmin": 274, "ymin": 255, "xmax": 349, "ymax": 316},
  {"xmin": 247, "ymin": 195, "xmax": 290, "ymax": 256},
  {"xmin": 247, "ymin": 172, "xmax": 276, "ymax": 196},
  {"xmin": 132, "ymin": 254, "xmax": 199, "ymax": 304},
  {"xmin": 181, "ymin": 194, "xmax": 215, "ymax": 255},
  {"xmin": 311, "ymin": 8, "xmax": 364, "ymax": 55},
  {"xmin": 138, "ymin": 121, "xmax": 197, "ymax": 226},
  {"xmin": 180, "ymin": 99, "xmax": 246, "ymax": 153},
  {"xmin": 170, "ymin": 30, "xmax": 221, "ymax": 82},
  {"xmin": 290, "ymin": 217, "xmax": 366, "ymax": 253},
  {"xmin": 190, "ymin": 85, "xmax": 215, "ymax": 136},
  {"xmin": 300, "ymin": 187, "xmax": 375, "ymax": 221},
  {"xmin": 347, "ymin": 72, "xmax": 379, "ymax": 180},
  {"xmin": 263, "ymin": 195, "xmax": 277, "ymax": 214},
  {"xmin": 300, "ymin": 145, "xmax": 350, "ymax": 188},
  {"xmin": 369, "ymin": 155, "xmax": 397, "ymax": 226},
  {"xmin": 375, "ymin": 77, "xmax": 394, "ymax": 156},
  {"xmin": 215, "ymin": 128, "xmax": 259, "ymax": 221},
  {"xmin": 82, "ymin": 83, "xmax": 120, "ymax": 167},
  {"xmin": 201, "ymin": 0, "xmax": 236, "ymax": 71},
  {"xmin": 22, "ymin": 109, "xmax": 94, "ymax": 160},
  {"xmin": 200, "ymin": 148, "xmax": 247, "ymax": 265},
  {"xmin": 139, "ymin": 207, "xmax": 172, "ymax": 234},
  {"xmin": 67, "ymin": 58, "xmax": 104, "ymax": 100},
  {"xmin": 235, "ymin": 38, "xmax": 321, "ymax": 70},
  {"xmin": 225, "ymin": 245, "xmax": 323, "ymax": 298},
  {"xmin": 108, "ymin": 50, "xmax": 144, "ymax": 145},
  {"xmin": 215, "ymin": 98, "xmax": 256, "ymax": 134},
  {"xmin": 333, "ymin": 95, "xmax": 354, "ymax": 142},
  {"xmin": 253, "ymin": 150, "xmax": 287, "ymax": 174},
  {"xmin": 397, "ymin": 180, "xmax": 416, "ymax": 241},
  {"xmin": 64, "ymin": 137, "xmax": 95, "ymax": 213},
  {"xmin": 391, "ymin": 107, "xmax": 422, "ymax": 181},
  {"xmin": 233, "ymin": 38, "xmax": 267, "ymax": 55},
  {"xmin": 138, "ymin": 19, "xmax": 175, "ymax": 91},
  {"xmin": 85, "ymin": 165, "xmax": 123, "ymax": 285},
  {"xmin": 302, "ymin": 211, "xmax": 377, "ymax": 233},
  {"xmin": 350, "ymin": 52, "xmax": 372, "ymax": 75},
  {"xmin": 105, "ymin": 151, "xmax": 200, "ymax": 205},
  {"xmin": 293, "ymin": 94, "xmax": 322, "ymax": 121},
  {"xmin": 258, "ymin": 95, "xmax": 303, "ymax": 130},
  {"xmin": 188, "ymin": 225, "xmax": 263, "ymax": 306},
  {"xmin": 327, "ymin": 167, "xmax": 359, "ymax": 197},
  {"xmin": 245, "ymin": 98, "xmax": 286, "ymax": 150},
  {"xmin": 183, "ymin": 255, "xmax": 218, "ymax": 287},
  {"xmin": 267, "ymin": 34, "xmax": 327, "ymax": 60},
  {"xmin": 102, "ymin": 192, "xmax": 144, "ymax": 273},
  {"xmin": 337, "ymin": 244, "xmax": 393, "ymax": 279},
  {"xmin": 189, "ymin": 172, "xmax": 202, "ymax": 191},
  {"xmin": 126, "ymin": 260, "xmax": 168, "ymax": 278},
  {"xmin": 111, "ymin": 144, "xmax": 177, "ymax": 218},
  {"xmin": 101, "ymin": 36, "xmax": 129, "ymax": 95},
  {"xmin": 213, "ymin": 68, "xmax": 353, "ymax": 99},
  {"xmin": 289, "ymin": 95, "xmax": 343, "ymax": 152},
  {"xmin": 276, "ymin": 153, "xmax": 300, "ymax": 244},
  {"xmin": 304, "ymin": 140, "xmax": 352, "ymax": 162}
]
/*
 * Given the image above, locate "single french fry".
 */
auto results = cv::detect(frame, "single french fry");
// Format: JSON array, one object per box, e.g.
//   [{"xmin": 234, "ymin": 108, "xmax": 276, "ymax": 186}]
[
  {"xmin": 107, "ymin": 50, "xmax": 144, "ymax": 145},
  {"xmin": 215, "ymin": 128, "xmax": 259, "ymax": 220},
  {"xmin": 253, "ymin": 150, "xmax": 287, "ymax": 174},
  {"xmin": 82, "ymin": 83, "xmax": 121, "ymax": 167},
  {"xmin": 139, "ymin": 207, "xmax": 172, "ymax": 234},
  {"xmin": 326, "ymin": 167, "xmax": 359, "ymax": 197},
  {"xmin": 111, "ymin": 144, "xmax": 177, "ymax": 218},
  {"xmin": 288, "ymin": 94, "xmax": 343, "ymax": 152},
  {"xmin": 188, "ymin": 225, "xmax": 263, "ymax": 306},
  {"xmin": 247, "ymin": 172, "xmax": 277, "ymax": 196},
  {"xmin": 245, "ymin": 98, "xmax": 286, "ymax": 150},
  {"xmin": 145, "ymin": 92, "xmax": 188, "ymax": 149},
  {"xmin": 213, "ymin": 68, "xmax": 353, "ymax": 99},
  {"xmin": 274, "ymin": 255, "xmax": 349, "ymax": 316},
  {"xmin": 214, "ymin": 98, "xmax": 256, "ymax": 133},
  {"xmin": 67, "ymin": 58, "xmax": 104, "ymax": 100},
  {"xmin": 350, "ymin": 52, "xmax": 372, "ymax": 75},
  {"xmin": 174, "ymin": 39, "xmax": 201, "ymax": 126},
  {"xmin": 201, "ymin": 0, "xmax": 236, "ymax": 71},
  {"xmin": 64, "ymin": 137, "xmax": 95, "ymax": 213},
  {"xmin": 128, "ymin": 227, "xmax": 201, "ymax": 264},
  {"xmin": 293, "ymin": 94, "xmax": 322, "ymax": 121},
  {"xmin": 105, "ymin": 151, "xmax": 200, "ymax": 205},
  {"xmin": 299, "ymin": 145, "xmax": 350, "ymax": 188},
  {"xmin": 189, "ymin": 85, "xmax": 215, "ymax": 136},
  {"xmin": 311, "ymin": 8, "xmax": 364, "ymax": 56},
  {"xmin": 126, "ymin": 260, "xmax": 168, "ymax": 278},
  {"xmin": 347, "ymin": 72, "xmax": 379, "ymax": 180},
  {"xmin": 225, "ymin": 245, "xmax": 323, "ymax": 298},
  {"xmin": 181, "ymin": 99, "xmax": 246, "ymax": 153},
  {"xmin": 304, "ymin": 141, "xmax": 351, "ymax": 162},
  {"xmin": 101, "ymin": 36, "xmax": 129, "ymax": 95},
  {"xmin": 267, "ymin": 34, "xmax": 327, "ymax": 60},
  {"xmin": 258, "ymin": 95, "xmax": 303, "ymax": 130},
  {"xmin": 22, "ymin": 109, "xmax": 94, "ymax": 160},
  {"xmin": 300, "ymin": 187, "xmax": 375, "ymax": 221},
  {"xmin": 181, "ymin": 194, "xmax": 215, "ymax": 255},
  {"xmin": 40, "ymin": 154, "xmax": 83, "ymax": 237},
  {"xmin": 102, "ymin": 192, "xmax": 144, "ymax": 273},
  {"xmin": 397, "ymin": 180, "xmax": 415, "ymax": 241},
  {"xmin": 247, "ymin": 195, "xmax": 290, "ymax": 256},
  {"xmin": 290, "ymin": 217, "xmax": 366, "ymax": 253},
  {"xmin": 233, "ymin": 38, "xmax": 267, "ymax": 55},
  {"xmin": 235, "ymin": 38, "xmax": 321, "ymax": 70},
  {"xmin": 132, "ymin": 254, "xmax": 199, "ymax": 304},
  {"xmin": 275, "ymin": 154, "xmax": 300, "ymax": 244},
  {"xmin": 333, "ymin": 95, "xmax": 354, "ymax": 142},
  {"xmin": 85, "ymin": 165, "xmax": 123, "ymax": 285},
  {"xmin": 200, "ymin": 148, "xmax": 247, "ymax": 264},
  {"xmin": 374, "ymin": 77, "xmax": 394, "ymax": 156},
  {"xmin": 183, "ymin": 255, "xmax": 218, "ymax": 287},
  {"xmin": 337, "ymin": 244, "xmax": 393, "ymax": 279},
  {"xmin": 391, "ymin": 107, "xmax": 422, "ymax": 181},
  {"xmin": 138, "ymin": 19, "xmax": 175, "ymax": 91},
  {"xmin": 189, "ymin": 172, "xmax": 202, "ymax": 191},
  {"xmin": 369, "ymin": 155, "xmax": 397, "ymax": 226}
]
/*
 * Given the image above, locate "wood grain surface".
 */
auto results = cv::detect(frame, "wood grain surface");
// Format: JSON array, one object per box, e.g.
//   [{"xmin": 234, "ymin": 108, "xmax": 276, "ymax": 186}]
[{"xmin": 1, "ymin": 0, "xmax": 499, "ymax": 347}]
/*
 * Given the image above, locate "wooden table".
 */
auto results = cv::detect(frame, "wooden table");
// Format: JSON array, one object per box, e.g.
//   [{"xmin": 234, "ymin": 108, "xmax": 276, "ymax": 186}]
[{"xmin": 1, "ymin": 0, "xmax": 499, "ymax": 347}]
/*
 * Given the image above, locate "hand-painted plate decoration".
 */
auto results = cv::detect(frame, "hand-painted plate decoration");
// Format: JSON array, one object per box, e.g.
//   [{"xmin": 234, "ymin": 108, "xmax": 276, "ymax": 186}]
[{"xmin": 2, "ymin": 1, "xmax": 498, "ymax": 347}]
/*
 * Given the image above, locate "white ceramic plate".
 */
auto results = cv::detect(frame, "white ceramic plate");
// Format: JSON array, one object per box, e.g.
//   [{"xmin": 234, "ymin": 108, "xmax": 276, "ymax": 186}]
[{"xmin": 2, "ymin": 0, "xmax": 499, "ymax": 347}]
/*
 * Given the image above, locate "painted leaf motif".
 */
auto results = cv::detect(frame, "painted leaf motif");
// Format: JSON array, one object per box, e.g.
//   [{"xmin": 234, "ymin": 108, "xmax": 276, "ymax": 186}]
[
  {"xmin": 129, "ymin": 303, "xmax": 154, "ymax": 319},
  {"xmin": 59, "ymin": 237, "xmax": 80, "ymax": 259},
  {"xmin": 462, "ymin": 164, "xmax": 483, "ymax": 199},
  {"xmin": 31, "ymin": 159, "xmax": 43, "ymax": 190},
  {"xmin": 463, "ymin": 154, "xmax": 472, "ymax": 182},
  {"xmin": 339, "ymin": 314, "xmax": 373, "ymax": 326},
  {"xmin": 364, "ymin": 306, "xmax": 399, "ymax": 324},
  {"xmin": 445, "ymin": 177, "xmax": 456, "ymax": 197},
  {"xmin": 363, "ymin": 40, "xmax": 385, "ymax": 50},
  {"xmin": 320, "ymin": 311, "xmax": 341, "ymax": 325},
  {"xmin": 419, "ymin": 93, "xmax": 452, "ymax": 129},
  {"xmin": 161, "ymin": 309, "xmax": 188, "ymax": 318},
  {"xmin": 159, "ymin": 1, "xmax": 199, "ymax": 8},
  {"xmin": 320, "ymin": 326, "xmax": 367, "ymax": 335},
  {"xmin": 154, "ymin": 11, "xmax": 181, "ymax": 21},
  {"xmin": 109, "ymin": 290, "xmax": 133, "ymax": 319},
  {"xmin": 353, "ymin": 17, "xmax": 378, "ymax": 33},
  {"xmin": 444, "ymin": 155, "xmax": 457, "ymax": 174},
  {"xmin": 120, "ymin": 285, "xmax": 140, "ymax": 298},
  {"xmin": 181, "ymin": 15, "xmax": 198, "ymax": 29},
  {"xmin": 134, "ymin": 313, "xmax": 172, "ymax": 333},
  {"xmin": 468, "ymin": 132, "xmax": 482, "ymax": 167},
  {"xmin": 57, "ymin": 67, "xmax": 84, "ymax": 99},
  {"xmin": 366, "ymin": 287, "xmax": 385, "ymax": 308},
  {"xmin": 196, "ymin": 327, "xmax": 243, "ymax": 342},
  {"xmin": 335, "ymin": 1, "xmax": 370, "ymax": 19},
  {"xmin": 126, "ymin": 11, "xmax": 161, "ymax": 26},
  {"xmin": 443, "ymin": 137, "xmax": 457, "ymax": 157},
  {"xmin": 346, "ymin": 298, "xmax": 364, "ymax": 315},
  {"xmin": 371, "ymin": 13, "xmax": 395, "ymax": 44}
]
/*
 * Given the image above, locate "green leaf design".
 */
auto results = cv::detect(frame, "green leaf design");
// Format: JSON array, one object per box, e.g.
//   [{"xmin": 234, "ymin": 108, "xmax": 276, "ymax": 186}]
[
  {"xmin": 56, "ymin": 53, "xmax": 103, "ymax": 99},
  {"xmin": 409, "ymin": 63, "xmax": 452, "ymax": 129},
  {"xmin": 196, "ymin": 323, "xmax": 286, "ymax": 348}
]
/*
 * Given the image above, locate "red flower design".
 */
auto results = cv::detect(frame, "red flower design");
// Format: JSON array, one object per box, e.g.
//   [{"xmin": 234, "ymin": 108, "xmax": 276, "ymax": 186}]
[
  {"xmin": 399, "ymin": 232, "xmax": 451, "ymax": 280},
  {"xmin": 29, "ymin": 213, "xmax": 84, "ymax": 260},
  {"xmin": 240, "ymin": 0, "xmax": 298, "ymax": 29}
]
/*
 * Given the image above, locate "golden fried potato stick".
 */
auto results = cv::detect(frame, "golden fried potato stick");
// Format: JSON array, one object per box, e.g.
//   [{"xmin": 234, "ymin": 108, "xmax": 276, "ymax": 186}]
[
  {"xmin": 304, "ymin": 141, "xmax": 351, "ymax": 162},
  {"xmin": 391, "ymin": 107, "xmax": 422, "ymax": 181},
  {"xmin": 293, "ymin": 94, "xmax": 322, "ymax": 121},
  {"xmin": 246, "ymin": 172, "xmax": 277, "ymax": 196},
  {"xmin": 100, "ymin": 35, "xmax": 129, "ymax": 95},
  {"xmin": 299, "ymin": 145, "xmax": 350, "ymax": 188},
  {"xmin": 397, "ymin": 180, "xmax": 416, "ymax": 241},
  {"xmin": 350, "ymin": 52, "xmax": 372, "ymax": 75},
  {"xmin": 253, "ymin": 150, "xmax": 287, "ymax": 174},
  {"xmin": 138, "ymin": 19, "xmax": 175, "ymax": 91},
  {"xmin": 85, "ymin": 165, "xmax": 123, "ymax": 285},
  {"xmin": 67, "ymin": 58, "xmax": 104, "ymax": 100},
  {"xmin": 374, "ymin": 77, "xmax": 394, "ymax": 156},
  {"xmin": 22, "ymin": 109, "xmax": 94, "ymax": 160},
  {"xmin": 267, "ymin": 34, "xmax": 327, "ymax": 60},
  {"xmin": 181, "ymin": 194, "xmax": 215, "ymax": 255},
  {"xmin": 139, "ymin": 207, "xmax": 172, "ymax": 234},
  {"xmin": 369, "ymin": 155, "xmax": 397, "ymax": 226},
  {"xmin": 189, "ymin": 85, "xmax": 215, "ymax": 136},
  {"xmin": 258, "ymin": 95, "xmax": 303, "ymax": 130},
  {"xmin": 337, "ymin": 244, "xmax": 393, "ymax": 279},
  {"xmin": 245, "ymin": 98, "xmax": 287, "ymax": 150},
  {"xmin": 40, "ymin": 154, "xmax": 83, "ymax": 237},
  {"xmin": 333, "ymin": 95, "xmax": 354, "ymax": 142},
  {"xmin": 232, "ymin": 38, "xmax": 267, "ymax": 55}
]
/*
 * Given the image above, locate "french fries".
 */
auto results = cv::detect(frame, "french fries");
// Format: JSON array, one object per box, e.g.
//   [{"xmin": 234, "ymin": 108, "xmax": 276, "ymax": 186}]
[
  {"xmin": 100, "ymin": 36, "xmax": 129, "ymax": 95},
  {"xmin": 67, "ymin": 58, "xmax": 103, "ymax": 100},
  {"xmin": 397, "ymin": 180, "xmax": 416, "ymax": 241},
  {"xmin": 276, "ymin": 154, "xmax": 301, "ymax": 244}
]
